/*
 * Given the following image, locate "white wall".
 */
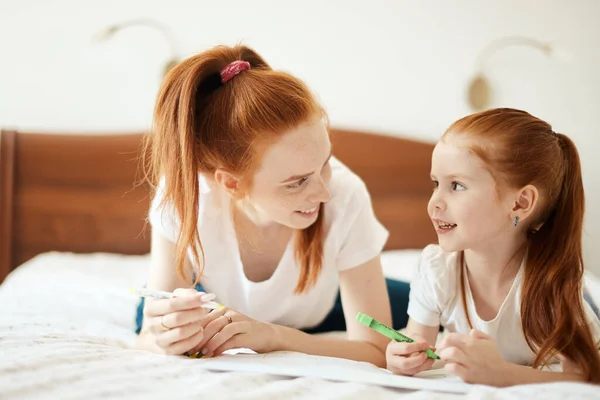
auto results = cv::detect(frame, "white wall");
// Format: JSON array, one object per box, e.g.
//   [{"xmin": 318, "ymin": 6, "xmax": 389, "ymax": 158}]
[{"xmin": 1, "ymin": 0, "xmax": 599, "ymax": 274}]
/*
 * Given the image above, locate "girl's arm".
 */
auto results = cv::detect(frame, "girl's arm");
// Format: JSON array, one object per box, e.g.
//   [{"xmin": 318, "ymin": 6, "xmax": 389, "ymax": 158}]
[
  {"xmin": 438, "ymin": 330, "xmax": 594, "ymax": 386},
  {"xmin": 405, "ymin": 318, "xmax": 439, "ymax": 346},
  {"xmin": 497, "ymin": 363, "xmax": 587, "ymax": 386},
  {"xmin": 270, "ymin": 256, "xmax": 393, "ymax": 367},
  {"xmin": 386, "ymin": 318, "xmax": 440, "ymax": 376}
]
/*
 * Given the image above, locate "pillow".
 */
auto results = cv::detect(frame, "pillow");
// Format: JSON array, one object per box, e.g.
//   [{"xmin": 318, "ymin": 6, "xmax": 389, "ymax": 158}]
[{"xmin": 380, "ymin": 249, "xmax": 422, "ymax": 282}]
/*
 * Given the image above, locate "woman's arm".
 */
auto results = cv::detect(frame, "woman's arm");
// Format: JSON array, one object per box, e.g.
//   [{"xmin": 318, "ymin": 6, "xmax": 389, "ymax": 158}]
[
  {"xmin": 143, "ymin": 230, "xmax": 191, "ymax": 295},
  {"xmin": 136, "ymin": 231, "xmax": 208, "ymax": 353},
  {"xmin": 270, "ymin": 256, "xmax": 392, "ymax": 367}
]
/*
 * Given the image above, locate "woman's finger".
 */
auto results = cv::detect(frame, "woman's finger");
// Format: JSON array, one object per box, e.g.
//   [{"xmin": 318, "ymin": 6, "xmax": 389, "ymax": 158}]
[
  {"xmin": 144, "ymin": 294, "xmax": 205, "ymax": 317},
  {"xmin": 173, "ymin": 288, "xmax": 204, "ymax": 297},
  {"xmin": 165, "ymin": 326, "xmax": 206, "ymax": 356},
  {"xmin": 201, "ymin": 321, "xmax": 244, "ymax": 356},
  {"xmin": 192, "ymin": 313, "xmax": 233, "ymax": 353},
  {"xmin": 155, "ymin": 321, "xmax": 203, "ymax": 349},
  {"xmin": 199, "ymin": 307, "xmax": 228, "ymax": 328},
  {"xmin": 212, "ymin": 333, "xmax": 245, "ymax": 357},
  {"xmin": 160, "ymin": 307, "xmax": 208, "ymax": 329}
]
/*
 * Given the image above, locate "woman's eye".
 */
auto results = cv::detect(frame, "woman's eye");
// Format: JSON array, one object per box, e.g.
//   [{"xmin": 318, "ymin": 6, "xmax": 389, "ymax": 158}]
[
  {"xmin": 431, "ymin": 180, "xmax": 439, "ymax": 190},
  {"xmin": 452, "ymin": 182, "xmax": 466, "ymax": 191},
  {"xmin": 287, "ymin": 177, "xmax": 309, "ymax": 189}
]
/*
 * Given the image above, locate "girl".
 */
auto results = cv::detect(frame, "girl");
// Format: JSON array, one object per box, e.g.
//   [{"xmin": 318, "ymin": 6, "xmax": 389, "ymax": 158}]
[
  {"xmin": 135, "ymin": 44, "xmax": 409, "ymax": 367},
  {"xmin": 386, "ymin": 108, "xmax": 600, "ymax": 385}
]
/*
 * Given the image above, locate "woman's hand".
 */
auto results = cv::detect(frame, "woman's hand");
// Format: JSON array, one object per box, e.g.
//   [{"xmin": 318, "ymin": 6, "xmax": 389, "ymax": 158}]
[
  {"xmin": 437, "ymin": 329, "xmax": 511, "ymax": 385},
  {"xmin": 386, "ymin": 335, "xmax": 436, "ymax": 376},
  {"xmin": 191, "ymin": 306, "xmax": 279, "ymax": 357},
  {"xmin": 140, "ymin": 288, "xmax": 211, "ymax": 355}
]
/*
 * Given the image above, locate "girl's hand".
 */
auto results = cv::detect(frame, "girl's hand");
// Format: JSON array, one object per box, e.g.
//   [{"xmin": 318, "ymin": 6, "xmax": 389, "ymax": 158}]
[
  {"xmin": 191, "ymin": 307, "xmax": 278, "ymax": 357},
  {"xmin": 438, "ymin": 329, "xmax": 511, "ymax": 385},
  {"xmin": 386, "ymin": 335, "xmax": 436, "ymax": 376},
  {"xmin": 141, "ymin": 288, "xmax": 211, "ymax": 355}
]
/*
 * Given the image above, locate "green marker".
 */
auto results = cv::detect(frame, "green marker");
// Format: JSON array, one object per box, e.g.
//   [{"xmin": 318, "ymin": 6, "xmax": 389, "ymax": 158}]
[{"xmin": 356, "ymin": 312, "xmax": 440, "ymax": 360}]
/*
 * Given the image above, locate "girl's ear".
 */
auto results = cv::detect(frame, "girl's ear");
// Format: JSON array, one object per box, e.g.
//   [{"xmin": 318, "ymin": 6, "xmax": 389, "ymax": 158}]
[{"xmin": 511, "ymin": 184, "xmax": 539, "ymax": 223}]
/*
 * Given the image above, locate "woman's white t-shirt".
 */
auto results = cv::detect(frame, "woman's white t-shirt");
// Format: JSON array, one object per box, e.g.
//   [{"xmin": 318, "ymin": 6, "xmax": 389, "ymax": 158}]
[
  {"xmin": 149, "ymin": 157, "xmax": 389, "ymax": 329},
  {"xmin": 408, "ymin": 245, "xmax": 600, "ymax": 365}
]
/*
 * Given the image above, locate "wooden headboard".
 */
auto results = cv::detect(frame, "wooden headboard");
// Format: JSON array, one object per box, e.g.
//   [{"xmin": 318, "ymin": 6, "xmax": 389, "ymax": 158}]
[{"xmin": 0, "ymin": 128, "xmax": 436, "ymax": 283}]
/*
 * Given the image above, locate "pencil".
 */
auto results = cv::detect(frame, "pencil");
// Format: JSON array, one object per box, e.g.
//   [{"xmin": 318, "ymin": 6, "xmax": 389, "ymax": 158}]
[{"xmin": 129, "ymin": 287, "xmax": 224, "ymax": 310}]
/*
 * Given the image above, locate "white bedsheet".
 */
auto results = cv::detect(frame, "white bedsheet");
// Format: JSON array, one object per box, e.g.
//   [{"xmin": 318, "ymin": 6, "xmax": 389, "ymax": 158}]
[{"xmin": 1, "ymin": 251, "xmax": 599, "ymax": 399}]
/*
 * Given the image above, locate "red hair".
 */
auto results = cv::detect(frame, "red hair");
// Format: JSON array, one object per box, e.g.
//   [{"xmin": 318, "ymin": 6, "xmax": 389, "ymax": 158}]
[
  {"xmin": 143, "ymin": 45, "xmax": 326, "ymax": 294},
  {"xmin": 447, "ymin": 108, "xmax": 600, "ymax": 382}
]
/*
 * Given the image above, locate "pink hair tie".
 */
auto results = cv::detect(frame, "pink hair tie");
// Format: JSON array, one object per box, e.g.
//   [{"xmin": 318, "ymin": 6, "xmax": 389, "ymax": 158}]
[{"xmin": 220, "ymin": 60, "xmax": 251, "ymax": 83}]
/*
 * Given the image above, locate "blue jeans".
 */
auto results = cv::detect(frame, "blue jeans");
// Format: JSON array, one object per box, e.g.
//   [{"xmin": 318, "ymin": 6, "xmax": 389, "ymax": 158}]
[{"xmin": 135, "ymin": 278, "xmax": 412, "ymax": 334}]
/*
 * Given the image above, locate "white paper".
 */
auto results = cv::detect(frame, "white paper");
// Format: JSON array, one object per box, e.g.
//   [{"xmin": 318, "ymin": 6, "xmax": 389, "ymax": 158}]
[{"xmin": 195, "ymin": 351, "xmax": 470, "ymax": 394}]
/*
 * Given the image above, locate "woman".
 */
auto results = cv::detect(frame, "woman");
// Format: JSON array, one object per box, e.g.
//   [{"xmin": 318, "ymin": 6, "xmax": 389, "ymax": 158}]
[{"xmin": 135, "ymin": 44, "xmax": 409, "ymax": 367}]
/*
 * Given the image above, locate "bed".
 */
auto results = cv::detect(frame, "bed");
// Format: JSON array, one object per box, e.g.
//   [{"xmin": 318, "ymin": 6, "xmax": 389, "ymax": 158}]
[
  {"xmin": 1, "ymin": 128, "xmax": 598, "ymax": 399},
  {"xmin": 0, "ymin": 128, "xmax": 436, "ymax": 278}
]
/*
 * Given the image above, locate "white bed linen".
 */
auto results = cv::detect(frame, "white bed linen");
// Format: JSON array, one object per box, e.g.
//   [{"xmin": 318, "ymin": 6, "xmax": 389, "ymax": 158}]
[{"xmin": 1, "ymin": 251, "xmax": 599, "ymax": 400}]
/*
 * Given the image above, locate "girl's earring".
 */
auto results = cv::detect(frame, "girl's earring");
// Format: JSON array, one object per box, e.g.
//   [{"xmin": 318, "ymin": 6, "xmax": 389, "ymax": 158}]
[{"xmin": 514, "ymin": 216, "xmax": 519, "ymax": 227}]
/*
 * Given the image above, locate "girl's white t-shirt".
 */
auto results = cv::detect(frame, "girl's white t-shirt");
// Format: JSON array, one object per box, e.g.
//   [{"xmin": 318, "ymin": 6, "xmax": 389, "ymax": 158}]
[
  {"xmin": 408, "ymin": 245, "xmax": 600, "ymax": 365},
  {"xmin": 148, "ymin": 157, "xmax": 389, "ymax": 329}
]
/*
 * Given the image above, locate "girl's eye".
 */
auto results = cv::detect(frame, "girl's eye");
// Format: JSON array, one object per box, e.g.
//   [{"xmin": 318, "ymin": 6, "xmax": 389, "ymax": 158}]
[
  {"xmin": 452, "ymin": 182, "xmax": 466, "ymax": 191},
  {"xmin": 286, "ymin": 177, "xmax": 309, "ymax": 189},
  {"xmin": 431, "ymin": 180, "xmax": 439, "ymax": 190}
]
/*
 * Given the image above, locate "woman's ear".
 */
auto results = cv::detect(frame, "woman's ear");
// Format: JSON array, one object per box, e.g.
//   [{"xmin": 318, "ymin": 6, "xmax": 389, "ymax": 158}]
[
  {"xmin": 511, "ymin": 184, "xmax": 539, "ymax": 223},
  {"xmin": 214, "ymin": 168, "xmax": 240, "ymax": 195}
]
